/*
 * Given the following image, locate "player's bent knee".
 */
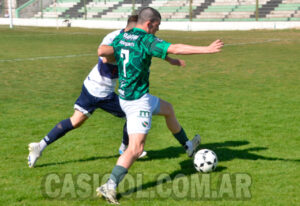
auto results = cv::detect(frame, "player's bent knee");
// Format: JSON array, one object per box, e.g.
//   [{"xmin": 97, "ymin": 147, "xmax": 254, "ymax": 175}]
[
  {"xmin": 72, "ymin": 121, "xmax": 82, "ymax": 128},
  {"xmin": 165, "ymin": 102, "xmax": 175, "ymax": 116},
  {"xmin": 70, "ymin": 117, "xmax": 87, "ymax": 128},
  {"xmin": 70, "ymin": 110, "xmax": 88, "ymax": 128},
  {"xmin": 159, "ymin": 100, "xmax": 175, "ymax": 116}
]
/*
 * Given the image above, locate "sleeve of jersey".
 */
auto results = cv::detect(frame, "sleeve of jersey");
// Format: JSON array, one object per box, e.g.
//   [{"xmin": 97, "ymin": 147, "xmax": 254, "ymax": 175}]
[
  {"xmin": 100, "ymin": 30, "xmax": 120, "ymax": 46},
  {"xmin": 147, "ymin": 36, "xmax": 171, "ymax": 60}
]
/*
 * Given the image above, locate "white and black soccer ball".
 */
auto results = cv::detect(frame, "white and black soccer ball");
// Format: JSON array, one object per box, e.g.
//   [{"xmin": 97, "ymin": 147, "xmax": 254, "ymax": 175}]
[{"xmin": 194, "ymin": 149, "xmax": 218, "ymax": 173}]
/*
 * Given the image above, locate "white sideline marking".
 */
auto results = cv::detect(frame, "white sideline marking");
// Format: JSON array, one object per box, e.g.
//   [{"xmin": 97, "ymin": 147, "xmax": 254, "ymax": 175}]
[
  {"xmin": 0, "ymin": 53, "xmax": 95, "ymax": 62},
  {"xmin": 0, "ymin": 39, "xmax": 283, "ymax": 63}
]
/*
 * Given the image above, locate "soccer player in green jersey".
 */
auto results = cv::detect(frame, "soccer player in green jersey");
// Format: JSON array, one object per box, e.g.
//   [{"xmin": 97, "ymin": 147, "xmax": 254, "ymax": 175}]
[{"xmin": 97, "ymin": 7, "xmax": 224, "ymax": 204}]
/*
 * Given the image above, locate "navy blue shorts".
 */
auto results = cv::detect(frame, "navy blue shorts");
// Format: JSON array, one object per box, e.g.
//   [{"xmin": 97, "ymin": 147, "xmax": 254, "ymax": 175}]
[{"xmin": 74, "ymin": 85, "xmax": 125, "ymax": 118}]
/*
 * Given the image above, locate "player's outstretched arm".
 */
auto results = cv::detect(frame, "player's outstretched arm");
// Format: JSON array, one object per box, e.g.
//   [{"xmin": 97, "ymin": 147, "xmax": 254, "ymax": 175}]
[
  {"xmin": 167, "ymin": 39, "xmax": 224, "ymax": 55},
  {"xmin": 165, "ymin": 56, "xmax": 186, "ymax": 67}
]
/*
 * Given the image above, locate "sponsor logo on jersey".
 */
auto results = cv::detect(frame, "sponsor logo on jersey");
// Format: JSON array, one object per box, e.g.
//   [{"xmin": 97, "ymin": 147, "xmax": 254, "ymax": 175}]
[
  {"xmin": 120, "ymin": 40, "xmax": 135, "ymax": 47},
  {"xmin": 139, "ymin": 110, "xmax": 150, "ymax": 117},
  {"xmin": 123, "ymin": 33, "xmax": 139, "ymax": 40}
]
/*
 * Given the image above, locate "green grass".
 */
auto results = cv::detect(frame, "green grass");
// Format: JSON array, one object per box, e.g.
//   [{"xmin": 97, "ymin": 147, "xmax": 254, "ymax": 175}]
[{"xmin": 0, "ymin": 26, "xmax": 300, "ymax": 205}]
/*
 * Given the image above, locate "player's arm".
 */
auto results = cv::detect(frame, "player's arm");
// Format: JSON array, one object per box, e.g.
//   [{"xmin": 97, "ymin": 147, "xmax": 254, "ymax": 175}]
[
  {"xmin": 167, "ymin": 39, "xmax": 224, "ymax": 55},
  {"xmin": 98, "ymin": 45, "xmax": 116, "ymax": 63},
  {"xmin": 98, "ymin": 45, "xmax": 115, "ymax": 57},
  {"xmin": 165, "ymin": 56, "xmax": 186, "ymax": 67}
]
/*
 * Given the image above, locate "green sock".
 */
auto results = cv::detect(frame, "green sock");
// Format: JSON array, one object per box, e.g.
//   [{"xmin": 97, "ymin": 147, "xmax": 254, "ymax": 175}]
[
  {"xmin": 109, "ymin": 165, "xmax": 128, "ymax": 186},
  {"xmin": 173, "ymin": 128, "xmax": 189, "ymax": 146}
]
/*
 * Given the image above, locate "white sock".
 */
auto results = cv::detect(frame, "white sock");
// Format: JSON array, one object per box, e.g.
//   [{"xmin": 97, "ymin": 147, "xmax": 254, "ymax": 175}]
[
  {"xmin": 107, "ymin": 179, "xmax": 117, "ymax": 190},
  {"xmin": 39, "ymin": 139, "xmax": 47, "ymax": 152}
]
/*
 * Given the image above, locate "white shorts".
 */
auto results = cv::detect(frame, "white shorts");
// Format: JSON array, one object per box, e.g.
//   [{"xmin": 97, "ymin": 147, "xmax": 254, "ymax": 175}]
[{"xmin": 119, "ymin": 93, "xmax": 160, "ymax": 134}]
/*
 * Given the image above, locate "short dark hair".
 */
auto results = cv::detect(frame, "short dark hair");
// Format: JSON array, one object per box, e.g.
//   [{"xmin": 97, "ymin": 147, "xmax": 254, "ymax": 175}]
[
  {"xmin": 137, "ymin": 7, "xmax": 161, "ymax": 24},
  {"xmin": 127, "ymin": 15, "xmax": 138, "ymax": 25}
]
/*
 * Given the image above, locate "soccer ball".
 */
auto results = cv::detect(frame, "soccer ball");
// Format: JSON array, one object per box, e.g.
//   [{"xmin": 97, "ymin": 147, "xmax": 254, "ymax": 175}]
[{"xmin": 194, "ymin": 149, "xmax": 218, "ymax": 173}]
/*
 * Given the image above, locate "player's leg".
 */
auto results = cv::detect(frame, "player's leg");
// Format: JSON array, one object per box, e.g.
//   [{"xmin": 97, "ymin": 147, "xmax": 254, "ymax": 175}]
[
  {"xmin": 28, "ymin": 85, "xmax": 93, "ymax": 168},
  {"xmin": 97, "ymin": 94, "xmax": 152, "ymax": 204},
  {"xmin": 97, "ymin": 92, "xmax": 146, "ymax": 158},
  {"xmin": 117, "ymin": 133, "xmax": 147, "ymax": 168},
  {"xmin": 95, "ymin": 92, "xmax": 128, "ymax": 149},
  {"xmin": 118, "ymin": 122, "xmax": 147, "ymax": 158},
  {"xmin": 157, "ymin": 99, "xmax": 181, "ymax": 133},
  {"xmin": 42, "ymin": 85, "xmax": 94, "ymax": 146},
  {"xmin": 157, "ymin": 98, "xmax": 200, "ymax": 157},
  {"xmin": 97, "ymin": 135, "xmax": 147, "ymax": 204},
  {"xmin": 70, "ymin": 109, "xmax": 89, "ymax": 128},
  {"xmin": 27, "ymin": 110, "xmax": 88, "ymax": 168},
  {"xmin": 44, "ymin": 110, "xmax": 88, "ymax": 146}
]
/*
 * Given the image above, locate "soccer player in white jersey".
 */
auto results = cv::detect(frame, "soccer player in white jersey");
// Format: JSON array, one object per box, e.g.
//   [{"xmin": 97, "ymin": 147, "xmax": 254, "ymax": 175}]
[
  {"xmin": 27, "ymin": 15, "xmax": 144, "ymax": 168},
  {"xmin": 96, "ymin": 7, "xmax": 224, "ymax": 204}
]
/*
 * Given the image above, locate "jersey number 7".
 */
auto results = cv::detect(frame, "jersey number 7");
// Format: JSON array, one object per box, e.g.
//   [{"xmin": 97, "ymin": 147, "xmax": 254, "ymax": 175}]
[{"xmin": 121, "ymin": 49, "xmax": 129, "ymax": 78}]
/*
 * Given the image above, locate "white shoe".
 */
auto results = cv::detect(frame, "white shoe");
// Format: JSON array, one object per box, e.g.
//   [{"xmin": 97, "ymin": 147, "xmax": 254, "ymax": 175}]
[
  {"xmin": 96, "ymin": 183, "xmax": 119, "ymax": 204},
  {"xmin": 138, "ymin": 151, "xmax": 147, "ymax": 158},
  {"xmin": 119, "ymin": 144, "xmax": 147, "ymax": 159},
  {"xmin": 28, "ymin": 143, "xmax": 42, "ymax": 168},
  {"xmin": 185, "ymin": 135, "xmax": 201, "ymax": 157}
]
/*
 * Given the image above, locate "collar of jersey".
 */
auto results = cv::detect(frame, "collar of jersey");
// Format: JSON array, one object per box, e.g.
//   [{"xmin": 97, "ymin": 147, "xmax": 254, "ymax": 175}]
[{"xmin": 132, "ymin": 27, "xmax": 147, "ymax": 33}]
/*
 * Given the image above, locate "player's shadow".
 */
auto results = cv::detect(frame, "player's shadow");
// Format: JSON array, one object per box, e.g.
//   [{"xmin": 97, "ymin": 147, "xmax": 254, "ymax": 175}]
[
  {"xmin": 119, "ymin": 158, "xmax": 227, "ymax": 199},
  {"xmin": 140, "ymin": 140, "xmax": 300, "ymax": 163},
  {"xmin": 119, "ymin": 140, "xmax": 300, "ymax": 198},
  {"xmin": 35, "ymin": 154, "xmax": 119, "ymax": 168}
]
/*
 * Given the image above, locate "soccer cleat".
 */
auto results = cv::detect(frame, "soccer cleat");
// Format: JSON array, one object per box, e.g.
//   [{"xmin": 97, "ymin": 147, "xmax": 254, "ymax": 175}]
[
  {"xmin": 119, "ymin": 144, "xmax": 147, "ymax": 159},
  {"xmin": 118, "ymin": 143, "xmax": 127, "ymax": 155},
  {"xmin": 96, "ymin": 183, "xmax": 119, "ymax": 204},
  {"xmin": 185, "ymin": 134, "xmax": 201, "ymax": 157},
  {"xmin": 28, "ymin": 143, "xmax": 42, "ymax": 168}
]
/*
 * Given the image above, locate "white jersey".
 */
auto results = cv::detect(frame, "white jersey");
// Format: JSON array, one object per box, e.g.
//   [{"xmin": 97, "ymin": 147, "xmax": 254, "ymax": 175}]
[{"xmin": 83, "ymin": 29, "xmax": 123, "ymax": 98}]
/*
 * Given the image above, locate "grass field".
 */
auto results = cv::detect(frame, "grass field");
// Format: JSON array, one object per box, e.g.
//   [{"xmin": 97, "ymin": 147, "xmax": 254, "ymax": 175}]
[{"xmin": 0, "ymin": 25, "xmax": 299, "ymax": 206}]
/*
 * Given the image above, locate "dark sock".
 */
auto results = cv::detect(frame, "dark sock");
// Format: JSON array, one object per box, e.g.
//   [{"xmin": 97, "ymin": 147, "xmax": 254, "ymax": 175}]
[
  {"xmin": 109, "ymin": 165, "xmax": 128, "ymax": 186},
  {"xmin": 173, "ymin": 127, "xmax": 189, "ymax": 146},
  {"xmin": 43, "ymin": 118, "xmax": 74, "ymax": 145},
  {"xmin": 122, "ymin": 122, "xmax": 129, "ymax": 145}
]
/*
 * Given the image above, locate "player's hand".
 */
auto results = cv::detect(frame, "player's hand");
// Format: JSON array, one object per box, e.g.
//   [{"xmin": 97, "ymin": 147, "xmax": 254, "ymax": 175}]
[
  {"xmin": 165, "ymin": 56, "xmax": 186, "ymax": 67},
  {"xmin": 207, "ymin": 39, "xmax": 224, "ymax": 53},
  {"xmin": 102, "ymin": 55, "xmax": 116, "ymax": 63},
  {"xmin": 169, "ymin": 58, "xmax": 186, "ymax": 67}
]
